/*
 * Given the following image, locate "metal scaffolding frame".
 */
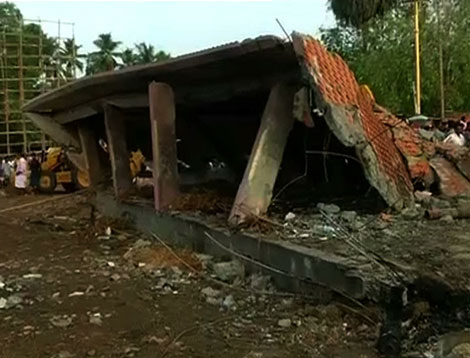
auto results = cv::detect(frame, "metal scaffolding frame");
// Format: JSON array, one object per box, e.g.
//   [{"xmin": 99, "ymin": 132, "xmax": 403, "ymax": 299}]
[{"xmin": 0, "ymin": 18, "xmax": 76, "ymax": 156}]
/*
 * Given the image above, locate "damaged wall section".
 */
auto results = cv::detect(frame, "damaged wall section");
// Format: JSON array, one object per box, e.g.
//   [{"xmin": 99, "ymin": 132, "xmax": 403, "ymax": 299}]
[{"xmin": 292, "ymin": 33, "xmax": 415, "ymax": 210}]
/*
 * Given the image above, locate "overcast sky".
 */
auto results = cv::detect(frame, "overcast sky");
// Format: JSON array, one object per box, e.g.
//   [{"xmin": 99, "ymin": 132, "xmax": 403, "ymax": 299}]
[{"xmin": 12, "ymin": 0, "xmax": 335, "ymax": 56}]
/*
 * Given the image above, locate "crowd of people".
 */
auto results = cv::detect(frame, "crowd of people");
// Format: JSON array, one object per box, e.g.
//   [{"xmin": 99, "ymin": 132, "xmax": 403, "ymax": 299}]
[
  {"xmin": 417, "ymin": 116, "xmax": 470, "ymax": 147},
  {"xmin": 0, "ymin": 153, "xmax": 42, "ymax": 194}
]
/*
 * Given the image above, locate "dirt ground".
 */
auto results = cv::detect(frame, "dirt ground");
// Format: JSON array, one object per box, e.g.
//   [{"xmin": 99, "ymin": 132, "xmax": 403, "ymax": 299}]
[{"xmin": 0, "ymin": 192, "xmax": 379, "ymax": 358}]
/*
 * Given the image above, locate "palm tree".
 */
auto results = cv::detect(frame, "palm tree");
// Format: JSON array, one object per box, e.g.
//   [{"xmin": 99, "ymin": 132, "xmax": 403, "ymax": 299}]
[
  {"xmin": 86, "ymin": 33, "xmax": 121, "ymax": 74},
  {"xmin": 134, "ymin": 42, "xmax": 170, "ymax": 65},
  {"xmin": 329, "ymin": 0, "xmax": 399, "ymax": 27},
  {"xmin": 59, "ymin": 39, "xmax": 84, "ymax": 79},
  {"xmin": 119, "ymin": 48, "xmax": 136, "ymax": 69}
]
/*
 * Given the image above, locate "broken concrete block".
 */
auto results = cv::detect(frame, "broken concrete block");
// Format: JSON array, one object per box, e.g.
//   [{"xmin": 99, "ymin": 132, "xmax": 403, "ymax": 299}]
[
  {"xmin": 317, "ymin": 203, "xmax": 340, "ymax": 214},
  {"xmin": 440, "ymin": 215, "xmax": 454, "ymax": 223},
  {"xmin": 212, "ymin": 260, "xmax": 244, "ymax": 283},
  {"xmin": 277, "ymin": 318, "xmax": 292, "ymax": 328},
  {"xmin": 430, "ymin": 158, "xmax": 470, "ymax": 198},
  {"xmin": 340, "ymin": 210, "xmax": 357, "ymax": 223},
  {"xmin": 201, "ymin": 287, "xmax": 221, "ymax": 298},
  {"xmin": 400, "ymin": 207, "xmax": 422, "ymax": 220},
  {"xmin": 430, "ymin": 197, "xmax": 452, "ymax": 209},
  {"xmin": 284, "ymin": 212, "xmax": 296, "ymax": 221}
]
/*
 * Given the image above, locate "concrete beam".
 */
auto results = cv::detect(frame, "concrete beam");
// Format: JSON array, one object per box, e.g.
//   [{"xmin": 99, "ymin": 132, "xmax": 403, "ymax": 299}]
[
  {"xmin": 148, "ymin": 82, "xmax": 179, "ymax": 210},
  {"xmin": 53, "ymin": 105, "xmax": 99, "ymax": 125},
  {"xmin": 25, "ymin": 112, "xmax": 80, "ymax": 148},
  {"xmin": 229, "ymin": 83, "xmax": 296, "ymax": 225},
  {"xmin": 78, "ymin": 122, "xmax": 105, "ymax": 187},
  {"xmin": 104, "ymin": 104, "xmax": 132, "ymax": 198}
]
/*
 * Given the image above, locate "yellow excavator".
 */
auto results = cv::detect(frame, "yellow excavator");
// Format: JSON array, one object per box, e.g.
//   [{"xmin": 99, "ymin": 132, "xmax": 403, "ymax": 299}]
[
  {"xmin": 39, "ymin": 147, "xmax": 90, "ymax": 193},
  {"xmin": 39, "ymin": 147, "xmax": 146, "ymax": 193}
]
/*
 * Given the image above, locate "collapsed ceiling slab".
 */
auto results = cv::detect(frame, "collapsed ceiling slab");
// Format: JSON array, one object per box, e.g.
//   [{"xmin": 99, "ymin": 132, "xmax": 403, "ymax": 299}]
[{"xmin": 24, "ymin": 31, "xmax": 470, "ymax": 209}]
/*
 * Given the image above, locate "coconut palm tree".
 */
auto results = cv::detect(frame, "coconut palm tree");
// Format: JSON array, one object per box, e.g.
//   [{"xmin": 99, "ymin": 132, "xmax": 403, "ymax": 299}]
[
  {"xmin": 119, "ymin": 48, "xmax": 136, "ymax": 69},
  {"xmin": 329, "ymin": 0, "xmax": 399, "ymax": 27},
  {"xmin": 59, "ymin": 39, "xmax": 84, "ymax": 79},
  {"xmin": 134, "ymin": 42, "xmax": 170, "ymax": 65},
  {"xmin": 86, "ymin": 33, "xmax": 122, "ymax": 74}
]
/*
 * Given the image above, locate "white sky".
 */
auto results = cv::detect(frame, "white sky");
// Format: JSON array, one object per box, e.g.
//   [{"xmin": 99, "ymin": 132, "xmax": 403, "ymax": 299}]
[{"xmin": 13, "ymin": 0, "xmax": 335, "ymax": 56}]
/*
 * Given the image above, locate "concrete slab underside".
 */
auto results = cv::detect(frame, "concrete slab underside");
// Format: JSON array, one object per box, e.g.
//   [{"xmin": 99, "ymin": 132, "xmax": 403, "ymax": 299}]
[{"xmin": 95, "ymin": 192, "xmax": 366, "ymax": 299}]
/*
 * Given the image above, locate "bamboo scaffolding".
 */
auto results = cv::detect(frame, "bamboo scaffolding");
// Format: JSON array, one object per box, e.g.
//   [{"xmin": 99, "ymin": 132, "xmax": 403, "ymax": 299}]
[{"xmin": 0, "ymin": 18, "xmax": 76, "ymax": 156}]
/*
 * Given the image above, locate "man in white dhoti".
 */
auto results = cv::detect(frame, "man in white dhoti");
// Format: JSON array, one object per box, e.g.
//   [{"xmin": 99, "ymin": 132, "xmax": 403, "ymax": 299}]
[{"xmin": 15, "ymin": 154, "xmax": 28, "ymax": 194}]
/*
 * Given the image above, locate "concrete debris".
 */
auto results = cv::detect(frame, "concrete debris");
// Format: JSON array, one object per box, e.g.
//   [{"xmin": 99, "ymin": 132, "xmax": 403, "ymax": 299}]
[
  {"xmin": 0, "ymin": 297, "xmax": 7, "ymax": 309},
  {"xmin": 212, "ymin": 260, "xmax": 244, "ymax": 283},
  {"xmin": 448, "ymin": 344, "xmax": 470, "ymax": 358},
  {"xmin": 205, "ymin": 297, "xmax": 222, "ymax": 306},
  {"xmin": 22, "ymin": 273, "xmax": 42, "ymax": 279},
  {"xmin": 440, "ymin": 215, "xmax": 454, "ymax": 223},
  {"xmin": 277, "ymin": 318, "xmax": 292, "ymax": 328},
  {"xmin": 6, "ymin": 294, "xmax": 23, "ymax": 308},
  {"xmin": 222, "ymin": 294, "xmax": 236, "ymax": 309},
  {"xmin": 201, "ymin": 286, "xmax": 220, "ymax": 298},
  {"xmin": 317, "ymin": 203, "xmax": 340, "ymax": 215},
  {"xmin": 110, "ymin": 273, "xmax": 121, "ymax": 281},
  {"xmin": 50, "ymin": 315, "xmax": 73, "ymax": 328},
  {"xmin": 68, "ymin": 291, "xmax": 85, "ymax": 297},
  {"xmin": 89, "ymin": 313, "xmax": 103, "ymax": 326},
  {"xmin": 53, "ymin": 351, "xmax": 75, "ymax": 358},
  {"xmin": 249, "ymin": 273, "xmax": 271, "ymax": 292},
  {"xmin": 415, "ymin": 190, "xmax": 432, "ymax": 204},
  {"xmin": 284, "ymin": 212, "xmax": 296, "ymax": 221},
  {"xmin": 436, "ymin": 330, "xmax": 470, "ymax": 358},
  {"xmin": 340, "ymin": 210, "xmax": 357, "ymax": 224},
  {"xmin": 132, "ymin": 239, "xmax": 151, "ymax": 249},
  {"xmin": 400, "ymin": 207, "xmax": 422, "ymax": 220},
  {"xmin": 194, "ymin": 253, "xmax": 213, "ymax": 269}
]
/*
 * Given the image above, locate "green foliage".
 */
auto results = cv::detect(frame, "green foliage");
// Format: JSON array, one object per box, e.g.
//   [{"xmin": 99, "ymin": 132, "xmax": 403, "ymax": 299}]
[
  {"xmin": 119, "ymin": 48, "xmax": 136, "ymax": 68},
  {"xmin": 134, "ymin": 42, "xmax": 171, "ymax": 64},
  {"xmin": 59, "ymin": 39, "xmax": 84, "ymax": 78},
  {"xmin": 322, "ymin": 1, "xmax": 470, "ymax": 116},
  {"xmin": 86, "ymin": 36, "xmax": 171, "ymax": 74},
  {"xmin": 0, "ymin": 2, "xmax": 171, "ymax": 153},
  {"xmin": 85, "ymin": 33, "xmax": 121, "ymax": 74}
]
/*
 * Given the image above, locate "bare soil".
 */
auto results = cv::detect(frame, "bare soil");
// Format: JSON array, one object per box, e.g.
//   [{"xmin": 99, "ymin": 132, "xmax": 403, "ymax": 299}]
[{"xmin": 0, "ymin": 192, "xmax": 378, "ymax": 358}]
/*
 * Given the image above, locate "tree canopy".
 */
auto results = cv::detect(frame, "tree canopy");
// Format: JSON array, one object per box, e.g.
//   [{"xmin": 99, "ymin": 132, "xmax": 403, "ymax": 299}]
[
  {"xmin": 322, "ymin": 0, "xmax": 470, "ymax": 116},
  {"xmin": 0, "ymin": 2, "xmax": 172, "ymax": 154},
  {"xmin": 329, "ymin": 0, "xmax": 399, "ymax": 27}
]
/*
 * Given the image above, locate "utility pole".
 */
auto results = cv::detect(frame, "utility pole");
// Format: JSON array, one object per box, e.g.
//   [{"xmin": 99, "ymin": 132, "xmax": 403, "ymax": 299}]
[
  {"xmin": 437, "ymin": 0, "xmax": 445, "ymax": 121},
  {"xmin": 414, "ymin": 0, "xmax": 422, "ymax": 115}
]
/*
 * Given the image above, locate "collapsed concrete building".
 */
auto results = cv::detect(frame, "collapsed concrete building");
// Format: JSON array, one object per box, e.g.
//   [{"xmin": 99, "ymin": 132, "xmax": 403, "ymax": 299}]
[{"xmin": 22, "ymin": 33, "xmax": 470, "ymax": 299}]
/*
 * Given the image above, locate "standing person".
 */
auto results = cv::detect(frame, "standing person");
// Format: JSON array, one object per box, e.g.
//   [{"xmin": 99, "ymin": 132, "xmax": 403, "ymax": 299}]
[
  {"xmin": 14, "ymin": 154, "xmax": 28, "ymax": 194},
  {"xmin": 2, "ymin": 157, "xmax": 12, "ymax": 186},
  {"xmin": 444, "ymin": 122, "xmax": 466, "ymax": 147},
  {"xmin": 29, "ymin": 154, "xmax": 41, "ymax": 193},
  {"xmin": 0, "ymin": 158, "xmax": 4, "ymax": 187}
]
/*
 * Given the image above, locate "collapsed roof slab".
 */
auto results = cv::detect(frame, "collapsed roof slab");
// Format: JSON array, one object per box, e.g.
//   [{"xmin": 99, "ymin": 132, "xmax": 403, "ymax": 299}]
[
  {"xmin": 292, "ymin": 33, "xmax": 415, "ymax": 210},
  {"xmin": 24, "ymin": 32, "xmax": 418, "ymax": 211}
]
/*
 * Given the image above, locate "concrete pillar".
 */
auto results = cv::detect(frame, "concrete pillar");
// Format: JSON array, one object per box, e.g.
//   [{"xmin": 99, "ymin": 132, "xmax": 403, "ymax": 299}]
[
  {"xmin": 104, "ymin": 104, "xmax": 132, "ymax": 199},
  {"xmin": 148, "ymin": 82, "xmax": 179, "ymax": 211},
  {"xmin": 229, "ymin": 83, "xmax": 296, "ymax": 225},
  {"xmin": 78, "ymin": 122, "xmax": 104, "ymax": 188}
]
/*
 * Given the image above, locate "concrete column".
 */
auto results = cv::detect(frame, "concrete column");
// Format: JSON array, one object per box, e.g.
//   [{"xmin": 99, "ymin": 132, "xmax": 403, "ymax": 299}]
[
  {"xmin": 104, "ymin": 104, "xmax": 132, "ymax": 199},
  {"xmin": 78, "ymin": 122, "xmax": 104, "ymax": 188},
  {"xmin": 229, "ymin": 83, "xmax": 296, "ymax": 225},
  {"xmin": 149, "ymin": 82, "xmax": 179, "ymax": 211}
]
